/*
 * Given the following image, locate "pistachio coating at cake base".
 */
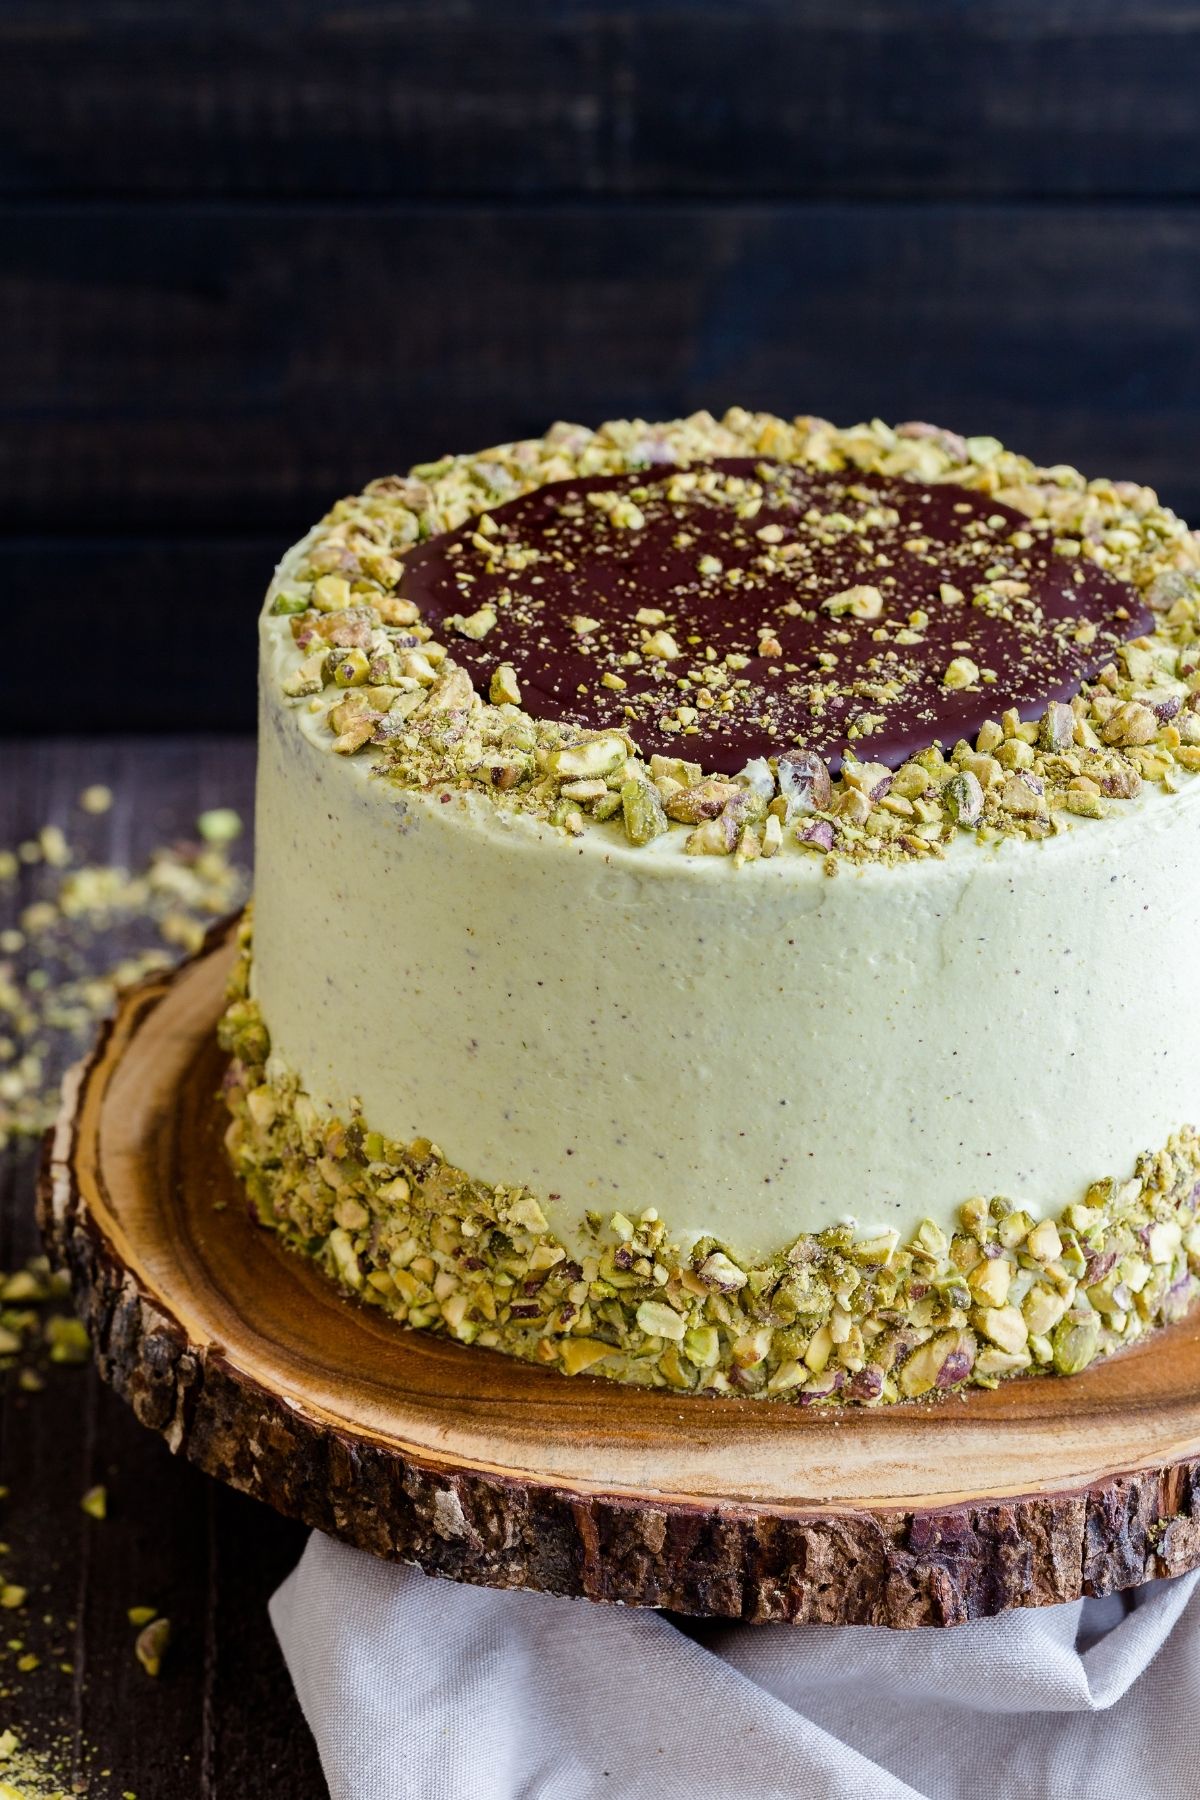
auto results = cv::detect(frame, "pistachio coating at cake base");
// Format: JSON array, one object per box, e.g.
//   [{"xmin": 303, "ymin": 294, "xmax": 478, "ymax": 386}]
[{"xmin": 221, "ymin": 918, "xmax": 1200, "ymax": 1406}]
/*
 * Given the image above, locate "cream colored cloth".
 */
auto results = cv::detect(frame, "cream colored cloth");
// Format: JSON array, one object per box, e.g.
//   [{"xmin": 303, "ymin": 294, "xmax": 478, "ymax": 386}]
[{"xmin": 272, "ymin": 1533, "xmax": 1199, "ymax": 1799}]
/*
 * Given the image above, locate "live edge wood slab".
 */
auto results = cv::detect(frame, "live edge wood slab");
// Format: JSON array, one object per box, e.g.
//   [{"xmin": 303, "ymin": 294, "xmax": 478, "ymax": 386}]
[{"xmin": 36, "ymin": 922, "xmax": 1200, "ymax": 1630}]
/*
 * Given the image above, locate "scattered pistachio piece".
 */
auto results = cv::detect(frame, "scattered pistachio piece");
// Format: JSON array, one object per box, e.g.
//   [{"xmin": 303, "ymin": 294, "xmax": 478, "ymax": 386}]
[
  {"xmin": 489, "ymin": 664, "xmax": 522, "ymax": 707},
  {"xmin": 196, "ymin": 809, "xmax": 243, "ymax": 848},
  {"xmin": 821, "ymin": 585, "xmax": 883, "ymax": 619},
  {"xmin": 943, "ymin": 656, "xmax": 980, "ymax": 689},
  {"xmin": 135, "ymin": 1617, "xmax": 171, "ymax": 1678},
  {"xmin": 449, "ymin": 607, "xmax": 498, "ymax": 642},
  {"xmin": 45, "ymin": 1319, "xmax": 89, "ymax": 1365}
]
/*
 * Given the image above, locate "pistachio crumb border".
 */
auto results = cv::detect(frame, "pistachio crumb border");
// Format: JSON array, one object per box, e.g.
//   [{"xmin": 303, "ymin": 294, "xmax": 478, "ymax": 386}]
[
  {"xmin": 266, "ymin": 410, "xmax": 1200, "ymax": 870},
  {"xmin": 219, "ymin": 917, "xmax": 1200, "ymax": 1404}
]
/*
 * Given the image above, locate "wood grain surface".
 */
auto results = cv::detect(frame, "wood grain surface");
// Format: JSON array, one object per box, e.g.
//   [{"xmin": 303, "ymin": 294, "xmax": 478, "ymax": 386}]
[
  {"xmin": 8, "ymin": 201, "xmax": 1200, "ymax": 540},
  {"xmin": 0, "ymin": 738, "xmax": 326, "ymax": 1800},
  {"xmin": 9, "ymin": 1, "xmax": 1200, "ymax": 734},
  {"xmin": 40, "ymin": 914, "xmax": 1200, "ymax": 1630},
  {"xmin": 5, "ymin": 1, "xmax": 1200, "ymax": 201}
]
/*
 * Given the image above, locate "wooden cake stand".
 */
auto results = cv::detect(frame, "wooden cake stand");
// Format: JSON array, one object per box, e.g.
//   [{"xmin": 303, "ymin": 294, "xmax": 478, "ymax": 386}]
[{"xmin": 37, "ymin": 921, "xmax": 1200, "ymax": 1628}]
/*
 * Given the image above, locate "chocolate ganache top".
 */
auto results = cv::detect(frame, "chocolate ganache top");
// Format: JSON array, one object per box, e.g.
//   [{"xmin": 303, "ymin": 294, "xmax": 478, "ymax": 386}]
[{"xmin": 399, "ymin": 459, "xmax": 1149, "ymax": 771}]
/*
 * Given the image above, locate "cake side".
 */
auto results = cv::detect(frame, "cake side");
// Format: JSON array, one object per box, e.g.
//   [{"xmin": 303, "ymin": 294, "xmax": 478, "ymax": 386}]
[
  {"xmin": 222, "ymin": 914, "xmax": 1200, "ymax": 1402},
  {"xmin": 251, "ymin": 659, "xmax": 1200, "ymax": 1264}
]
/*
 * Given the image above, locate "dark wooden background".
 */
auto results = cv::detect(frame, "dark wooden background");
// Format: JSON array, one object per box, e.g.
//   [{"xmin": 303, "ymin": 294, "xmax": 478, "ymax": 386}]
[
  {"xmin": 7, "ymin": 1, "xmax": 1200, "ymax": 733},
  {"xmin": 5, "ymin": 6, "xmax": 1200, "ymax": 1793}
]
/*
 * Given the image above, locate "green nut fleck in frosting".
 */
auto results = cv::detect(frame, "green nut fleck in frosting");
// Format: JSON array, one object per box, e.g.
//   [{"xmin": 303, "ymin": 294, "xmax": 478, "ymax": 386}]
[
  {"xmin": 219, "ymin": 915, "xmax": 1200, "ymax": 1404},
  {"xmin": 265, "ymin": 411, "xmax": 1200, "ymax": 870}
]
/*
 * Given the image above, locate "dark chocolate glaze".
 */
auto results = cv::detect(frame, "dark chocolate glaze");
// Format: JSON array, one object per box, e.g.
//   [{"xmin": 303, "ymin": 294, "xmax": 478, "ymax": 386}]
[{"xmin": 399, "ymin": 460, "xmax": 1149, "ymax": 771}]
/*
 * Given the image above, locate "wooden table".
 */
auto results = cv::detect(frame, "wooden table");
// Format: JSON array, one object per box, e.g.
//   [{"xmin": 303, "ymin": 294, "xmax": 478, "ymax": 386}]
[{"xmin": 0, "ymin": 737, "xmax": 327, "ymax": 1799}]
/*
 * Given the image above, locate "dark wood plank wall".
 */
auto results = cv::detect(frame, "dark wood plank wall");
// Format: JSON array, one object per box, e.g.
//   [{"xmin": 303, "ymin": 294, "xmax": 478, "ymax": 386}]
[{"xmin": 6, "ymin": 0, "xmax": 1200, "ymax": 731}]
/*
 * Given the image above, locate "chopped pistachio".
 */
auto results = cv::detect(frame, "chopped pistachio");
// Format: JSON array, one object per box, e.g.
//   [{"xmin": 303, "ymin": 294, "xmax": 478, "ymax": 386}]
[
  {"xmin": 635, "ymin": 1300, "xmax": 685, "ymax": 1341},
  {"xmin": 664, "ymin": 778, "xmax": 741, "ymax": 824},
  {"xmin": 449, "ymin": 607, "xmax": 498, "ymax": 641},
  {"xmin": 135, "ymin": 1617, "xmax": 171, "ymax": 1678},
  {"xmin": 196, "ymin": 809, "xmax": 242, "ymax": 848},
  {"xmin": 942, "ymin": 771, "xmax": 983, "ymax": 827},
  {"xmin": 45, "ymin": 1318, "xmax": 89, "ymax": 1365},
  {"xmin": 943, "ymin": 656, "xmax": 980, "ymax": 689},
  {"xmin": 851, "ymin": 1230, "xmax": 899, "ymax": 1267},
  {"xmin": 270, "ymin": 586, "xmax": 310, "ymax": 616},
  {"xmin": 620, "ymin": 779, "xmax": 668, "ymax": 847},
  {"xmin": 974, "ymin": 1304, "xmax": 1028, "ymax": 1355},
  {"xmin": 1039, "ymin": 701, "xmax": 1076, "ymax": 753},
  {"xmin": 282, "ymin": 651, "xmax": 327, "ymax": 698},
  {"xmin": 560, "ymin": 1338, "xmax": 615, "ymax": 1376},
  {"xmin": 1102, "ymin": 701, "xmax": 1157, "ymax": 747},
  {"xmin": 1052, "ymin": 1315, "xmax": 1101, "ymax": 1375},
  {"xmin": 489, "ymin": 663, "xmax": 522, "ymax": 706},
  {"xmin": 544, "ymin": 737, "xmax": 627, "ymax": 780},
  {"xmin": 685, "ymin": 812, "xmax": 738, "ymax": 856},
  {"xmin": 697, "ymin": 1251, "xmax": 748, "ymax": 1291},
  {"xmin": 1025, "ymin": 1219, "xmax": 1062, "ymax": 1263},
  {"xmin": 821, "ymin": 585, "xmax": 883, "ymax": 619}
]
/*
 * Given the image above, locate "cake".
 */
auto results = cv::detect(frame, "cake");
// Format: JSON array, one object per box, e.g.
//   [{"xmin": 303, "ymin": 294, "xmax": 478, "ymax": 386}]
[{"xmin": 219, "ymin": 410, "xmax": 1200, "ymax": 1405}]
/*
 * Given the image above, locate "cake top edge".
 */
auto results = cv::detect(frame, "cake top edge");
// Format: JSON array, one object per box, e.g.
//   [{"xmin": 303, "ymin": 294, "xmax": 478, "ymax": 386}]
[{"xmin": 263, "ymin": 409, "xmax": 1200, "ymax": 869}]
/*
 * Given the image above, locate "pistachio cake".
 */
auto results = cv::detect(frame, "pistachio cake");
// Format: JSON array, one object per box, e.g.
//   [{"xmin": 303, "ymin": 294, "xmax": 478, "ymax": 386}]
[{"xmin": 220, "ymin": 410, "xmax": 1200, "ymax": 1405}]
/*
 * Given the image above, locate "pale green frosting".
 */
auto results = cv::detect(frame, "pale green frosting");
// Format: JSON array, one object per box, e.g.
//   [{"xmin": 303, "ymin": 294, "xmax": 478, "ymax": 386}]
[{"xmin": 253, "ymin": 600, "xmax": 1200, "ymax": 1263}]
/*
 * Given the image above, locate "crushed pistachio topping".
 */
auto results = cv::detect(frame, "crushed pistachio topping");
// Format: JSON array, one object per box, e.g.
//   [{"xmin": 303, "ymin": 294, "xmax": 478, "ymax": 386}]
[
  {"xmin": 221, "ymin": 918, "xmax": 1200, "ymax": 1405},
  {"xmin": 0, "ymin": 809, "xmax": 247, "ymax": 1146},
  {"xmin": 267, "ymin": 410, "xmax": 1200, "ymax": 869}
]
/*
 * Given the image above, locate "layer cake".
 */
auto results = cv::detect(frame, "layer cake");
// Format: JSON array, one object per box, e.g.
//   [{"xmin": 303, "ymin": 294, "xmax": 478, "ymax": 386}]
[{"xmin": 219, "ymin": 411, "xmax": 1200, "ymax": 1403}]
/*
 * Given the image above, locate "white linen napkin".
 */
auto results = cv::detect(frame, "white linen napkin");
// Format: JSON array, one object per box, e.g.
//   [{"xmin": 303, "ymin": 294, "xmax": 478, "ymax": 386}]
[{"xmin": 272, "ymin": 1532, "xmax": 1200, "ymax": 1799}]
